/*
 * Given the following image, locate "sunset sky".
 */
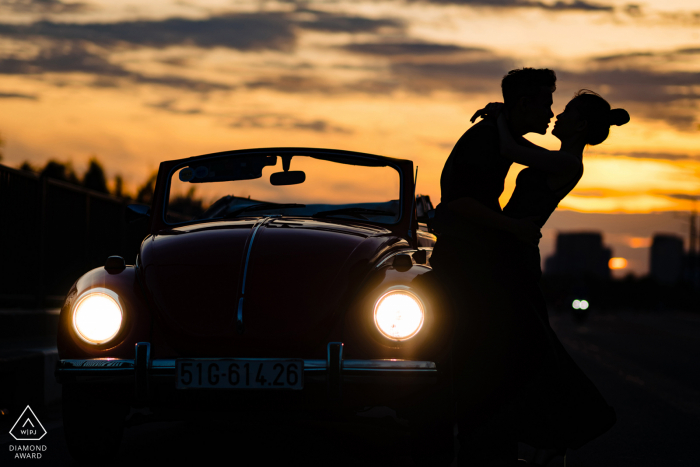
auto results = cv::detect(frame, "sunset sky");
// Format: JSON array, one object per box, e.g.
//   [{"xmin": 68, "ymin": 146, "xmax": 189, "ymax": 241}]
[{"xmin": 1, "ymin": 0, "xmax": 698, "ymax": 275}]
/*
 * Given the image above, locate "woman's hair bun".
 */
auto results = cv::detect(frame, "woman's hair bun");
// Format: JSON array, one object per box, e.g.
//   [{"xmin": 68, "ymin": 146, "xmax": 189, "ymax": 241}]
[{"xmin": 609, "ymin": 108, "xmax": 630, "ymax": 126}]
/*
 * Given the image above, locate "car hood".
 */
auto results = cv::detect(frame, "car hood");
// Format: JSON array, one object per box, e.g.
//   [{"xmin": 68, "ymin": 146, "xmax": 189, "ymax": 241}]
[{"xmin": 140, "ymin": 218, "xmax": 404, "ymax": 356}]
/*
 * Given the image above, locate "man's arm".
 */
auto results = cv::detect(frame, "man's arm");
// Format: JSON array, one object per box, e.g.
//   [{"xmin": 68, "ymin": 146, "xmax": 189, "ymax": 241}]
[{"xmin": 498, "ymin": 115, "xmax": 579, "ymax": 173}]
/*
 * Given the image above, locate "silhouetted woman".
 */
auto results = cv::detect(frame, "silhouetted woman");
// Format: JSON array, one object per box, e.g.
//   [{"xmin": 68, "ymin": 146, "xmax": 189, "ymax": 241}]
[{"xmin": 477, "ymin": 89, "xmax": 630, "ymax": 465}]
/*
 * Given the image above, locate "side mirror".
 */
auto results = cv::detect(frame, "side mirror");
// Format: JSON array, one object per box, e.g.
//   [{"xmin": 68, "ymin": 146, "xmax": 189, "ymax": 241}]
[
  {"xmin": 415, "ymin": 195, "xmax": 436, "ymax": 234},
  {"xmin": 126, "ymin": 204, "xmax": 150, "ymax": 224},
  {"xmin": 270, "ymin": 171, "xmax": 305, "ymax": 186}
]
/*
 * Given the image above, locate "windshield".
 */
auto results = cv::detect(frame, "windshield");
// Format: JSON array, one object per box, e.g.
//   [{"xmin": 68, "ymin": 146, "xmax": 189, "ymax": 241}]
[{"xmin": 165, "ymin": 152, "xmax": 402, "ymax": 225}]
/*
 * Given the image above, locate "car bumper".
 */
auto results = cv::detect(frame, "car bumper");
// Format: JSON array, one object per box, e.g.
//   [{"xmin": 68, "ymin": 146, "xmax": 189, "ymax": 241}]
[{"xmin": 56, "ymin": 343, "xmax": 439, "ymax": 407}]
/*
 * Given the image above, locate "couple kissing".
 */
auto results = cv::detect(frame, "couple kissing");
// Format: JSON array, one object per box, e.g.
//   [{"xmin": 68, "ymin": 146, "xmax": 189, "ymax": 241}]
[{"xmin": 431, "ymin": 68, "xmax": 629, "ymax": 466}]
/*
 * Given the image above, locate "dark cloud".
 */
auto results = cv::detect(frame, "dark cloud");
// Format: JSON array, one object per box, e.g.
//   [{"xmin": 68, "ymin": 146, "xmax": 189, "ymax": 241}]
[
  {"xmin": 624, "ymin": 152, "xmax": 694, "ymax": 161},
  {"xmin": 132, "ymin": 74, "xmax": 231, "ymax": 92},
  {"xmin": 592, "ymin": 51, "xmax": 653, "ymax": 62},
  {"xmin": 341, "ymin": 41, "xmax": 485, "ymax": 56},
  {"xmin": 0, "ymin": 91, "xmax": 38, "ymax": 99},
  {"xmin": 390, "ymin": 58, "xmax": 515, "ymax": 94},
  {"xmin": 560, "ymin": 69, "xmax": 700, "ymax": 102},
  {"xmin": 555, "ymin": 48, "xmax": 700, "ymax": 130},
  {"xmin": 242, "ymin": 55, "xmax": 513, "ymax": 96},
  {"xmin": 245, "ymin": 75, "xmax": 337, "ymax": 94},
  {"xmin": 663, "ymin": 193, "xmax": 700, "ymax": 201},
  {"xmin": 0, "ymin": 43, "xmax": 127, "ymax": 75},
  {"xmin": 0, "ymin": 0, "xmax": 90, "ymax": 14},
  {"xmin": 658, "ymin": 10, "xmax": 700, "ymax": 26},
  {"xmin": 0, "ymin": 14, "xmax": 297, "ymax": 52},
  {"xmin": 146, "ymin": 100, "xmax": 203, "ymax": 115},
  {"xmin": 415, "ymin": 0, "xmax": 613, "ymax": 12},
  {"xmin": 592, "ymin": 46, "xmax": 700, "ymax": 62},
  {"xmin": 0, "ymin": 43, "xmax": 232, "ymax": 92},
  {"xmin": 243, "ymin": 74, "xmax": 400, "ymax": 95},
  {"xmin": 623, "ymin": 4, "xmax": 643, "ymax": 17},
  {"xmin": 0, "ymin": 10, "xmax": 403, "ymax": 53},
  {"xmin": 294, "ymin": 9, "xmax": 403, "ymax": 33},
  {"xmin": 543, "ymin": 0, "xmax": 612, "ymax": 11},
  {"xmin": 676, "ymin": 48, "xmax": 700, "ymax": 55},
  {"xmin": 230, "ymin": 113, "xmax": 351, "ymax": 133}
]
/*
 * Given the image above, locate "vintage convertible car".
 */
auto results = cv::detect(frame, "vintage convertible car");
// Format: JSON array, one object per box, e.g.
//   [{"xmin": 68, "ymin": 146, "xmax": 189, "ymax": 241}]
[{"xmin": 55, "ymin": 147, "xmax": 454, "ymax": 463}]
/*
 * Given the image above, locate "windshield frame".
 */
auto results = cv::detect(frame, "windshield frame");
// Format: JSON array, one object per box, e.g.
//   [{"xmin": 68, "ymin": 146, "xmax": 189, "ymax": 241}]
[{"xmin": 160, "ymin": 148, "xmax": 406, "ymax": 228}]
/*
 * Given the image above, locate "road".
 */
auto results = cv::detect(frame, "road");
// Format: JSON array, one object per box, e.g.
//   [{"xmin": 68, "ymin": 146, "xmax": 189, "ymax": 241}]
[{"xmin": 2, "ymin": 309, "xmax": 699, "ymax": 466}]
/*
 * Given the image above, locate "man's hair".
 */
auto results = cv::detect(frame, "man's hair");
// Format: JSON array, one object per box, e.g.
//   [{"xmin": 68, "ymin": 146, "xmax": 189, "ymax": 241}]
[{"xmin": 501, "ymin": 68, "xmax": 556, "ymax": 107}]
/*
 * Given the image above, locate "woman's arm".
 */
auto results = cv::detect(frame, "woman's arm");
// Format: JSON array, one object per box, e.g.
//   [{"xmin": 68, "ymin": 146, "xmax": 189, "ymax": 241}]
[
  {"xmin": 497, "ymin": 114, "xmax": 580, "ymax": 173},
  {"xmin": 447, "ymin": 196, "xmax": 541, "ymax": 244}
]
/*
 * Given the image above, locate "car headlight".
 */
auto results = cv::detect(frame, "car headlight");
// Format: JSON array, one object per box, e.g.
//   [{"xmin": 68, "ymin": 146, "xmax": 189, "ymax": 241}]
[
  {"xmin": 73, "ymin": 289, "xmax": 123, "ymax": 344},
  {"xmin": 373, "ymin": 288, "xmax": 425, "ymax": 341}
]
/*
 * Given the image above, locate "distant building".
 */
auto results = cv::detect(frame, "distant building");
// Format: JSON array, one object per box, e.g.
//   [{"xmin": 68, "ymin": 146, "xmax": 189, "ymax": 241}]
[
  {"xmin": 650, "ymin": 234, "xmax": 684, "ymax": 285},
  {"xmin": 544, "ymin": 232, "xmax": 611, "ymax": 279}
]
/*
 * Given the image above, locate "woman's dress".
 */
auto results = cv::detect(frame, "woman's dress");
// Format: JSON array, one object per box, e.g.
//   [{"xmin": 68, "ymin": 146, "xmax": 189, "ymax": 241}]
[{"xmin": 502, "ymin": 165, "xmax": 616, "ymax": 451}]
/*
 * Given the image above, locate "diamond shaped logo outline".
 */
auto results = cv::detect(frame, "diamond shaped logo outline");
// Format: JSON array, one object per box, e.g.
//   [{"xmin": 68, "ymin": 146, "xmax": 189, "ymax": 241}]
[{"xmin": 9, "ymin": 405, "xmax": 47, "ymax": 441}]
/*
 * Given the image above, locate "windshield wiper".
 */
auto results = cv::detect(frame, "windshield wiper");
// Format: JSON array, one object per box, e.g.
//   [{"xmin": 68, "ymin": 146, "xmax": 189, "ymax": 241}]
[
  {"xmin": 312, "ymin": 207, "xmax": 395, "ymax": 220},
  {"xmin": 222, "ymin": 203, "xmax": 306, "ymax": 219}
]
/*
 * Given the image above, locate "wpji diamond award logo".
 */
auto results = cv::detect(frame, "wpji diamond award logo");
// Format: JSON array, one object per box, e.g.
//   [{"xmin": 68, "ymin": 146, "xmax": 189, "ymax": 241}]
[{"xmin": 8, "ymin": 406, "xmax": 47, "ymax": 460}]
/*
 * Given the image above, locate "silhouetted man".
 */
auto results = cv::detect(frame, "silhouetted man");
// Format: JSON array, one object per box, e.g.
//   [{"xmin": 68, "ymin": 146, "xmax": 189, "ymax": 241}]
[{"xmin": 430, "ymin": 68, "xmax": 557, "ymax": 466}]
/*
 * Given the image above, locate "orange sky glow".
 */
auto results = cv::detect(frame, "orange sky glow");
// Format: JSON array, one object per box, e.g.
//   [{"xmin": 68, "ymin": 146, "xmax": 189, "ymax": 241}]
[{"xmin": 0, "ymin": 0, "xmax": 698, "ymax": 275}]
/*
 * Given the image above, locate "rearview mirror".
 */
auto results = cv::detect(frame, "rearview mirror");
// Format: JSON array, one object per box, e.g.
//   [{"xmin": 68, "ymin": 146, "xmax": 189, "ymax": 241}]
[
  {"xmin": 126, "ymin": 204, "xmax": 150, "ymax": 224},
  {"xmin": 270, "ymin": 171, "xmax": 305, "ymax": 186}
]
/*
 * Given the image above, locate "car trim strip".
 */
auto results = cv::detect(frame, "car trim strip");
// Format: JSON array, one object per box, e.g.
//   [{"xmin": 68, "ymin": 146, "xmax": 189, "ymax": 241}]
[
  {"xmin": 237, "ymin": 216, "xmax": 276, "ymax": 333},
  {"xmin": 375, "ymin": 249, "xmax": 418, "ymax": 269},
  {"xmin": 241, "ymin": 217, "xmax": 273, "ymax": 295}
]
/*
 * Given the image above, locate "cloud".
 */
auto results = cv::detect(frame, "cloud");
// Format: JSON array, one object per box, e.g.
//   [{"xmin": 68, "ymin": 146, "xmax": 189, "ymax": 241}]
[
  {"xmin": 0, "ymin": 43, "xmax": 128, "ymax": 76},
  {"xmin": 146, "ymin": 100, "xmax": 202, "ymax": 115},
  {"xmin": 0, "ymin": 0, "xmax": 90, "ymax": 14},
  {"xmin": 415, "ymin": 0, "xmax": 613, "ymax": 12},
  {"xmin": 0, "ymin": 91, "xmax": 38, "ymax": 99},
  {"xmin": 131, "ymin": 74, "xmax": 231, "ymax": 92},
  {"xmin": 560, "ymin": 69, "xmax": 700, "ymax": 103},
  {"xmin": 658, "ymin": 10, "xmax": 700, "ymax": 26},
  {"xmin": 662, "ymin": 193, "xmax": 700, "ymax": 201},
  {"xmin": 0, "ymin": 14, "xmax": 297, "ymax": 52},
  {"xmin": 0, "ymin": 10, "xmax": 403, "ymax": 53},
  {"xmin": 543, "ymin": 0, "xmax": 612, "ymax": 11},
  {"xmin": 294, "ymin": 8, "xmax": 403, "ymax": 33},
  {"xmin": 389, "ymin": 58, "xmax": 515, "ymax": 94},
  {"xmin": 340, "ymin": 41, "xmax": 486, "ymax": 56},
  {"xmin": 592, "ymin": 47, "xmax": 700, "ymax": 63},
  {"xmin": 229, "ymin": 113, "xmax": 352, "ymax": 133},
  {"xmin": 0, "ymin": 42, "xmax": 233, "ymax": 92},
  {"xmin": 245, "ymin": 75, "xmax": 339, "ymax": 94},
  {"xmin": 623, "ymin": 152, "xmax": 695, "ymax": 161},
  {"xmin": 555, "ymin": 48, "xmax": 700, "ymax": 130},
  {"xmin": 242, "ymin": 53, "xmax": 513, "ymax": 97}
]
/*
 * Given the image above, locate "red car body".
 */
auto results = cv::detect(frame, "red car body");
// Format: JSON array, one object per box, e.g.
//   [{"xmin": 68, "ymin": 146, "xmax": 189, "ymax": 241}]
[{"xmin": 55, "ymin": 148, "xmax": 454, "ymax": 461}]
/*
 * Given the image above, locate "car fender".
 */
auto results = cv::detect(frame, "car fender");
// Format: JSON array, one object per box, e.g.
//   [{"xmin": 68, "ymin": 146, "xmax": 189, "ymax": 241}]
[
  {"xmin": 57, "ymin": 265, "xmax": 152, "ymax": 359},
  {"xmin": 342, "ymin": 258, "xmax": 454, "ymax": 362}
]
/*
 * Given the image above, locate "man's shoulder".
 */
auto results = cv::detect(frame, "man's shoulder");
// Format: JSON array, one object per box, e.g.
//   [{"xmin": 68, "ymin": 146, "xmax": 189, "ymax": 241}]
[
  {"xmin": 454, "ymin": 120, "xmax": 498, "ymax": 145},
  {"xmin": 450, "ymin": 120, "xmax": 499, "ymax": 155}
]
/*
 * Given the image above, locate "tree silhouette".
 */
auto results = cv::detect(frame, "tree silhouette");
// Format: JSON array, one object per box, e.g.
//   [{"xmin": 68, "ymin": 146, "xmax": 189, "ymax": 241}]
[
  {"xmin": 136, "ymin": 172, "xmax": 158, "ymax": 205},
  {"xmin": 114, "ymin": 174, "xmax": 125, "ymax": 198},
  {"xmin": 168, "ymin": 186, "xmax": 204, "ymax": 218},
  {"xmin": 0, "ymin": 132, "xmax": 4, "ymax": 162},
  {"xmin": 41, "ymin": 160, "xmax": 80, "ymax": 184},
  {"xmin": 82, "ymin": 157, "xmax": 109, "ymax": 193},
  {"xmin": 20, "ymin": 161, "xmax": 37, "ymax": 172}
]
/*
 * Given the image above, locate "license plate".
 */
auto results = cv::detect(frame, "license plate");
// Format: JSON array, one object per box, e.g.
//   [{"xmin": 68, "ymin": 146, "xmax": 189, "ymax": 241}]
[{"xmin": 176, "ymin": 359, "xmax": 304, "ymax": 390}]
